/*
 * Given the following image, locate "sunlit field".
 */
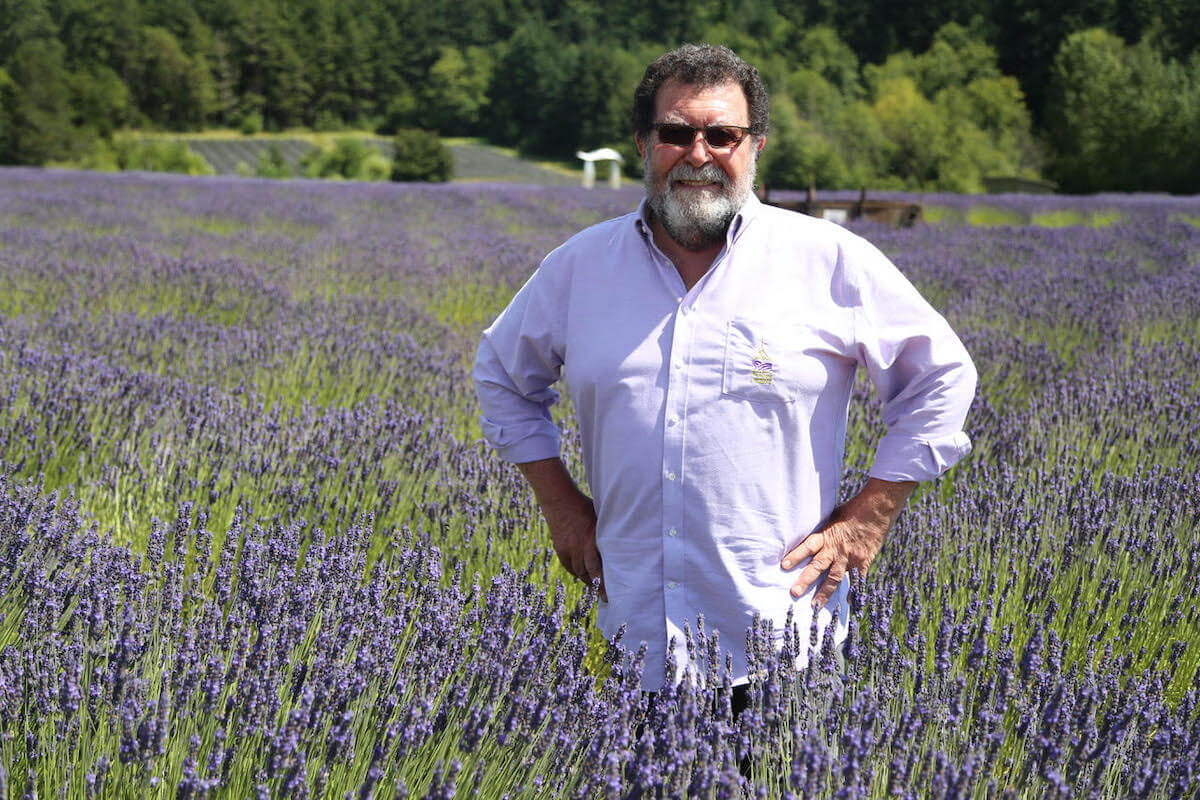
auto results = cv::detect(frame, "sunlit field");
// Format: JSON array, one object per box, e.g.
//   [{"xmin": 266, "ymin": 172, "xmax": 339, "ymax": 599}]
[{"xmin": 0, "ymin": 168, "xmax": 1197, "ymax": 798}]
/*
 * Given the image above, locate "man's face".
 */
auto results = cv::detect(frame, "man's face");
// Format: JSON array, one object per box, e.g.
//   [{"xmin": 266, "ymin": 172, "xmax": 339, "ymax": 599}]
[{"xmin": 638, "ymin": 78, "xmax": 765, "ymax": 252}]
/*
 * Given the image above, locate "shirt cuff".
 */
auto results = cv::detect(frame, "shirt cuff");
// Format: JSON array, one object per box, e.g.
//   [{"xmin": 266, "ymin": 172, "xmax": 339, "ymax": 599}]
[
  {"xmin": 480, "ymin": 418, "xmax": 561, "ymax": 464},
  {"xmin": 868, "ymin": 431, "xmax": 972, "ymax": 482}
]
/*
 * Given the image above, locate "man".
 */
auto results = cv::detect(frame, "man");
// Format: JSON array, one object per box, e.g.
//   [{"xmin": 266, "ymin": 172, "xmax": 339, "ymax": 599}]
[{"xmin": 473, "ymin": 44, "xmax": 976, "ymax": 692}]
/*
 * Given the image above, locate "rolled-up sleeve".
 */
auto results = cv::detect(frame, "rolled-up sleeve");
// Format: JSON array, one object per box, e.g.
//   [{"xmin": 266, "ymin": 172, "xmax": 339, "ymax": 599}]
[
  {"xmin": 845, "ymin": 237, "xmax": 978, "ymax": 483},
  {"xmin": 472, "ymin": 257, "xmax": 567, "ymax": 464}
]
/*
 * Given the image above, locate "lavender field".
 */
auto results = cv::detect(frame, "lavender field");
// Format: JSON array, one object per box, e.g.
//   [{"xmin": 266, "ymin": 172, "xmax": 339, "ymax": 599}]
[{"xmin": 0, "ymin": 168, "xmax": 1197, "ymax": 799}]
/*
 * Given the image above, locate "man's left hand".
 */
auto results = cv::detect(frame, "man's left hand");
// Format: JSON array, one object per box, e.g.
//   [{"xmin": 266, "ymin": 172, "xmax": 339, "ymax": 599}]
[{"xmin": 781, "ymin": 478, "xmax": 917, "ymax": 608}]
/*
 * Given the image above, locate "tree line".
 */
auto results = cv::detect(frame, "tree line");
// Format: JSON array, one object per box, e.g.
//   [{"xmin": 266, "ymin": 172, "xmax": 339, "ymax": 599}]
[{"xmin": 1, "ymin": 0, "xmax": 1198, "ymax": 192}]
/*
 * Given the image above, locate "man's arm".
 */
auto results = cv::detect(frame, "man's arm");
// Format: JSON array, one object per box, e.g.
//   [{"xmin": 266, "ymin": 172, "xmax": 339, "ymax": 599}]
[
  {"xmin": 472, "ymin": 258, "xmax": 605, "ymax": 595},
  {"xmin": 781, "ymin": 477, "xmax": 915, "ymax": 607},
  {"xmin": 781, "ymin": 233, "xmax": 977, "ymax": 608},
  {"xmin": 517, "ymin": 458, "xmax": 604, "ymax": 599}
]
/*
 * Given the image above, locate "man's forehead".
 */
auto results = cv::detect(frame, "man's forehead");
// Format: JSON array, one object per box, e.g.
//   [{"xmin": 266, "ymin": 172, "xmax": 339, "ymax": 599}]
[{"xmin": 654, "ymin": 79, "xmax": 749, "ymax": 120}]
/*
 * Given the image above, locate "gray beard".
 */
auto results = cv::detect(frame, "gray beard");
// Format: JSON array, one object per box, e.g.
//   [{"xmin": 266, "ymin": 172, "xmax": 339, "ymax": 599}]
[{"xmin": 645, "ymin": 158, "xmax": 755, "ymax": 251}]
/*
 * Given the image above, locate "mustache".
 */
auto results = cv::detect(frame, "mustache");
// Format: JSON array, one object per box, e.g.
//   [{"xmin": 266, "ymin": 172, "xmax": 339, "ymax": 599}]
[{"xmin": 666, "ymin": 163, "xmax": 730, "ymax": 186}]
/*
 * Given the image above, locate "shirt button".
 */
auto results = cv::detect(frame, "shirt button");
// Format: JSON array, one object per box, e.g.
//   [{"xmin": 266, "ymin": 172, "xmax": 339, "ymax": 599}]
[
  {"xmin": 667, "ymin": 581, "xmax": 679, "ymax": 590},
  {"xmin": 666, "ymin": 471, "xmax": 676, "ymax": 481},
  {"xmin": 667, "ymin": 527, "xmax": 678, "ymax": 537},
  {"xmin": 668, "ymin": 413, "xmax": 680, "ymax": 426}
]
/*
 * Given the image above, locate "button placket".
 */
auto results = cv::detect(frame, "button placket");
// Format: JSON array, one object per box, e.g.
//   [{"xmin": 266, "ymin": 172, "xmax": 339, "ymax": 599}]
[{"xmin": 661, "ymin": 300, "xmax": 691, "ymax": 653}]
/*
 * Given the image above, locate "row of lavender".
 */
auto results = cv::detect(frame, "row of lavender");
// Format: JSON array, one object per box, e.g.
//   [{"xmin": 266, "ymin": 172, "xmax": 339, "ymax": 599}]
[{"xmin": 0, "ymin": 168, "xmax": 1197, "ymax": 797}]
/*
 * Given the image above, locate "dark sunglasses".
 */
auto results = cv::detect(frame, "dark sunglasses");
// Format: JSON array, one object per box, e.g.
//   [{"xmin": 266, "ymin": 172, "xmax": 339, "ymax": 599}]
[{"xmin": 652, "ymin": 122, "xmax": 753, "ymax": 149}]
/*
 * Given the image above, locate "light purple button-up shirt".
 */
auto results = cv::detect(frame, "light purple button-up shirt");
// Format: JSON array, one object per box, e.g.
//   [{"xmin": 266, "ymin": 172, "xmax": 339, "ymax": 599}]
[{"xmin": 473, "ymin": 195, "xmax": 976, "ymax": 690}]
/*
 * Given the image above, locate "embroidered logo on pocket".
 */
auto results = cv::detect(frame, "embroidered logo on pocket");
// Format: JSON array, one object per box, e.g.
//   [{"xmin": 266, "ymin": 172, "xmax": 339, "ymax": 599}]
[{"xmin": 750, "ymin": 341, "xmax": 775, "ymax": 385}]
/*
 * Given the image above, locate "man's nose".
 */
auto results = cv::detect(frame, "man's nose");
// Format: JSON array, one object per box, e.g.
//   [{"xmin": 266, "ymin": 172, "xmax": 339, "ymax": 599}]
[{"xmin": 684, "ymin": 132, "xmax": 712, "ymax": 167}]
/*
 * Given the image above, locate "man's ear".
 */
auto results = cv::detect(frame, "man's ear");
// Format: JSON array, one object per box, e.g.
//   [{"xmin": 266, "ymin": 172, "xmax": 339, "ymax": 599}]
[
  {"xmin": 755, "ymin": 135, "xmax": 767, "ymax": 156},
  {"xmin": 635, "ymin": 133, "xmax": 646, "ymax": 160}
]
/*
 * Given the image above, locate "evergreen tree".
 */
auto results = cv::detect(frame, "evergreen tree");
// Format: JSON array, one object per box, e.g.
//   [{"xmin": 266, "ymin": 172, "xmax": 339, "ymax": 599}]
[
  {"xmin": 1, "ymin": 38, "xmax": 86, "ymax": 163},
  {"xmin": 486, "ymin": 21, "xmax": 578, "ymax": 155},
  {"xmin": 128, "ymin": 25, "xmax": 215, "ymax": 129},
  {"xmin": 229, "ymin": 0, "xmax": 309, "ymax": 129}
]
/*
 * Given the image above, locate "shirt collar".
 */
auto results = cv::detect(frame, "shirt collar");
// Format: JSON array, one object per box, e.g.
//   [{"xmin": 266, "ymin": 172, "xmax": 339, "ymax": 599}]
[{"xmin": 634, "ymin": 192, "xmax": 762, "ymax": 248}]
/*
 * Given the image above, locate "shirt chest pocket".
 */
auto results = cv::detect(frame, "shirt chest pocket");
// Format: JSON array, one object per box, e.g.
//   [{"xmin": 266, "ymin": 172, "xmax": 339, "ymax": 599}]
[{"xmin": 721, "ymin": 319, "xmax": 841, "ymax": 404}]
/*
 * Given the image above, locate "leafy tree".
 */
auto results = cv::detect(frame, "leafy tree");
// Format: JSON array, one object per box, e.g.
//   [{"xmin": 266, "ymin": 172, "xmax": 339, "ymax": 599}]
[
  {"xmin": 990, "ymin": 0, "xmax": 1120, "ymax": 124},
  {"xmin": 0, "ymin": 67, "xmax": 12, "ymax": 157},
  {"xmin": 760, "ymin": 91, "xmax": 852, "ymax": 189},
  {"xmin": 828, "ymin": 99, "xmax": 889, "ymax": 185},
  {"xmin": 0, "ymin": 0, "xmax": 58, "ymax": 64},
  {"xmin": 390, "ymin": 127, "xmax": 452, "ymax": 182},
  {"xmin": 793, "ymin": 25, "xmax": 862, "ymax": 98},
  {"xmin": 67, "ymin": 65, "xmax": 131, "ymax": 137},
  {"xmin": 572, "ymin": 42, "xmax": 639, "ymax": 152},
  {"xmin": 862, "ymin": 25, "xmax": 1040, "ymax": 190},
  {"xmin": 0, "ymin": 38, "xmax": 87, "ymax": 164},
  {"xmin": 229, "ymin": 0, "xmax": 309, "ymax": 129},
  {"xmin": 128, "ymin": 26, "xmax": 215, "ymax": 129},
  {"xmin": 303, "ymin": 0, "xmax": 375, "ymax": 127},
  {"xmin": 54, "ymin": 0, "xmax": 123, "ymax": 68},
  {"xmin": 870, "ymin": 75, "xmax": 946, "ymax": 188},
  {"xmin": 486, "ymin": 21, "xmax": 578, "ymax": 156},
  {"xmin": 423, "ymin": 45, "xmax": 493, "ymax": 135},
  {"xmin": 784, "ymin": 67, "xmax": 848, "ymax": 128},
  {"xmin": 1046, "ymin": 28, "xmax": 1200, "ymax": 192},
  {"xmin": 940, "ymin": 75, "xmax": 1040, "ymax": 175},
  {"xmin": 915, "ymin": 21, "xmax": 1001, "ymax": 96},
  {"xmin": 863, "ymin": 50, "xmax": 921, "ymax": 98}
]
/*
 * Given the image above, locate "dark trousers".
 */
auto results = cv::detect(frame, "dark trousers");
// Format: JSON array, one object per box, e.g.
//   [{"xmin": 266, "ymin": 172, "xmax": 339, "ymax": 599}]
[{"xmin": 625, "ymin": 684, "xmax": 755, "ymax": 798}]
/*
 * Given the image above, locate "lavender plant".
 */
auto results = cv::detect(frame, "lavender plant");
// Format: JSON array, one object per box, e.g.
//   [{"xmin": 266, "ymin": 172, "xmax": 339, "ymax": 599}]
[{"xmin": 0, "ymin": 167, "xmax": 1197, "ymax": 797}]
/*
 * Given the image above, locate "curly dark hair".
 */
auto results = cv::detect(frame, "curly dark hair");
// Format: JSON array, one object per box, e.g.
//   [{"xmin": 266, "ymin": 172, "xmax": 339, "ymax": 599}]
[{"xmin": 632, "ymin": 44, "xmax": 769, "ymax": 140}]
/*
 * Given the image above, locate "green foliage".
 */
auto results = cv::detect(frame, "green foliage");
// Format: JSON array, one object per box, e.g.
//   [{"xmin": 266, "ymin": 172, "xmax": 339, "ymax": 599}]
[
  {"xmin": 66, "ymin": 66, "xmax": 131, "ymax": 138},
  {"xmin": 0, "ymin": 0, "xmax": 1194, "ymax": 189},
  {"xmin": 850, "ymin": 23, "xmax": 1040, "ymax": 191},
  {"xmin": 794, "ymin": 25, "xmax": 862, "ymax": 98},
  {"xmin": 113, "ymin": 139, "xmax": 216, "ymax": 174},
  {"xmin": 1046, "ymin": 28, "xmax": 1200, "ymax": 193},
  {"xmin": 424, "ymin": 45, "xmax": 493, "ymax": 135},
  {"xmin": 65, "ymin": 137, "xmax": 216, "ymax": 174},
  {"xmin": 300, "ymin": 137, "xmax": 389, "ymax": 180},
  {"xmin": 915, "ymin": 21, "xmax": 1002, "ymax": 96},
  {"xmin": 377, "ymin": 87, "xmax": 420, "ymax": 135},
  {"xmin": 255, "ymin": 142, "xmax": 293, "ymax": 178},
  {"xmin": 127, "ymin": 25, "xmax": 215, "ymax": 129},
  {"xmin": 761, "ymin": 91, "xmax": 853, "ymax": 190},
  {"xmin": 228, "ymin": 2, "xmax": 311, "ymax": 130},
  {"xmin": 238, "ymin": 109, "xmax": 264, "ymax": 135},
  {"xmin": 870, "ymin": 76, "xmax": 946, "ymax": 188},
  {"xmin": 390, "ymin": 128, "xmax": 452, "ymax": 182},
  {"xmin": 0, "ymin": 38, "xmax": 90, "ymax": 165},
  {"xmin": 486, "ymin": 22, "xmax": 579, "ymax": 155},
  {"xmin": 572, "ymin": 42, "xmax": 641, "ymax": 152},
  {"xmin": 0, "ymin": 65, "xmax": 9, "ymax": 137}
]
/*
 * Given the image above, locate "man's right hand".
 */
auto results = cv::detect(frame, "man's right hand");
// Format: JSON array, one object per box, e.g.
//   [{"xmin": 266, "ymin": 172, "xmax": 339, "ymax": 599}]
[
  {"xmin": 517, "ymin": 458, "xmax": 606, "ymax": 600},
  {"xmin": 542, "ymin": 493, "xmax": 605, "ymax": 600}
]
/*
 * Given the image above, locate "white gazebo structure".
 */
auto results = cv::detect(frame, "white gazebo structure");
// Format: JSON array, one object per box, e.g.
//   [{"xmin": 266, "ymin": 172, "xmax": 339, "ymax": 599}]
[{"xmin": 576, "ymin": 148, "xmax": 625, "ymax": 189}]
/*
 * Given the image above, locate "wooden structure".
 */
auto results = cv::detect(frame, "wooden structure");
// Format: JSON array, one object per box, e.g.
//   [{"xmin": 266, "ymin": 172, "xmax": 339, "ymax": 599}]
[{"xmin": 758, "ymin": 185, "xmax": 923, "ymax": 228}]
